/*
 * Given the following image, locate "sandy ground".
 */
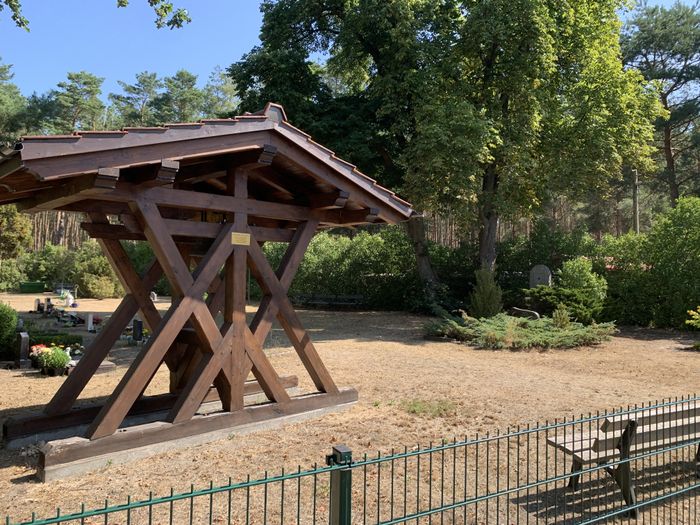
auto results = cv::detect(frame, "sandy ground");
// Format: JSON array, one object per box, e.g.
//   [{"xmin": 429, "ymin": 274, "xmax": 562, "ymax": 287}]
[{"xmin": 0, "ymin": 292, "xmax": 698, "ymax": 522}]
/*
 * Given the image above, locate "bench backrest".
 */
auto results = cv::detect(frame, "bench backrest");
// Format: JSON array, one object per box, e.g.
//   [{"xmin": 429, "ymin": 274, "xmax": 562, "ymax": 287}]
[{"xmin": 593, "ymin": 403, "xmax": 699, "ymax": 453}]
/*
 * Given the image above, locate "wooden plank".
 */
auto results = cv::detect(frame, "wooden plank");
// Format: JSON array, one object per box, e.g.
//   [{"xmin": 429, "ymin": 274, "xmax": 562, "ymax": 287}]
[
  {"xmin": 229, "ymin": 167, "xmax": 248, "ymax": 410},
  {"xmin": 43, "ymin": 260, "xmax": 163, "ymax": 416},
  {"xmin": 3, "ymin": 377, "xmax": 299, "ymax": 441},
  {"xmin": 18, "ymin": 172, "xmax": 119, "ymax": 213},
  {"xmin": 601, "ymin": 405, "xmax": 700, "ymax": 432},
  {"xmin": 247, "ymin": 236, "xmax": 338, "ymax": 395},
  {"xmin": 23, "ymin": 130, "xmax": 271, "ymax": 181},
  {"xmin": 43, "ymin": 389, "xmax": 358, "ymax": 467},
  {"xmin": 309, "ymin": 190, "xmax": 349, "ymax": 210},
  {"xmin": 167, "ymin": 324, "xmax": 236, "ymax": 423}
]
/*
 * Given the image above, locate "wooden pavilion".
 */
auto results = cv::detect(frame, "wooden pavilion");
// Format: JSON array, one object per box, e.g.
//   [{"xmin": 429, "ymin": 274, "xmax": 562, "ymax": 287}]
[{"xmin": 0, "ymin": 103, "xmax": 414, "ymax": 476}]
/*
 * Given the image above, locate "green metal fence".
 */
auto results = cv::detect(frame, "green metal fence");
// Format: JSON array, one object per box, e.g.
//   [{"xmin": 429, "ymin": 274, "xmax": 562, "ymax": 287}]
[{"xmin": 5, "ymin": 395, "xmax": 699, "ymax": 524}]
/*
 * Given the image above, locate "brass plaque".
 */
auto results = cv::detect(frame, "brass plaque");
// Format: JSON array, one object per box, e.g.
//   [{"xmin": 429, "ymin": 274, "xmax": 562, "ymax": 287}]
[{"xmin": 231, "ymin": 232, "xmax": 251, "ymax": 246}]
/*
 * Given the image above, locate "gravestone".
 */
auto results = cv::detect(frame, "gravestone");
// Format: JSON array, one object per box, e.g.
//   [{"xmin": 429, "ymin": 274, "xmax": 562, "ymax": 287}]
[
  {"xmin": 15, "ymin": 332, "xmax": 30, "ymax": 369},
  {"xmin": 132, "ymin": 319, "xmax": 143, "ymax": 342},
  {"xmin": 529, "ymin": 264, "xmax": 552, "ymax": 288}
]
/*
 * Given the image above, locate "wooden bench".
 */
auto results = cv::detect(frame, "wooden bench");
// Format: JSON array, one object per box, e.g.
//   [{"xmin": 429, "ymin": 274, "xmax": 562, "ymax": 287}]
[
  {"xmin": 292, "ymin": 294, "xmax": 364, "ymax": 309},
  {"xmin": 548, "ymin": 402, "xmax": 700, "ymax": 518}
]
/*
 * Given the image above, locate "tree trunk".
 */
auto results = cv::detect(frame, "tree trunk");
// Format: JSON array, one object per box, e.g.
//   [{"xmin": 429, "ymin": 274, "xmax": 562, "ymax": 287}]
[
  {"xmin": 404, "ymin": 216, "xmax": 440, "ymax": 302},
  {"xmin": 478, "ymin": 164, "xmax": 499, "ymax": 271},
  {"xmin": 661, "ymin": 100, "xmax": 679, "ymax": 208}
]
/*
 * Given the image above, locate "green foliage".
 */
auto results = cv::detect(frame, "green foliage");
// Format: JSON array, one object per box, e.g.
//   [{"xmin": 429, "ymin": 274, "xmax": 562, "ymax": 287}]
[
  {"xmin": 37, "ymin": 346, "xmax": 70, "ymax": 370},
  {"xmin": 28, "ymin": 333, "xmax": 82, "ymax": 348},
  {"xmin": 0, "ymin": 204, "xmax": 32, "ymax": 259},
  {"xmin": 525, "ymin": 257, "xmax": 607, "ymax": 324},
  {"xmin": 686, "ymin": 308, "xmax": 700, "ymax": 330},
  {"xmin": 426, "ymin": 313, "xmax": 615, "ymax": 350},
  {"xmin": 0, "ymin": 302, "xmax": 17, "ymax": 359},
  {"xmin": 497, "ymin": 220, "xmax": 597, "ymax": 296},
  {"xmin": 82, "ymin": 275, "xmax": 117, "ymax": 300},
  {"xmin": 552, "ymin": 304, "xmax": 571, "ymax": 330},
  {"xmin": 53, "ymin": 71, "xmax": 105, "ymax": 132},
  {"xmin": 469, "ymin": 269, "xmax": 503, "ymax": 319},
  {"xmin": 0, "ymin": 58, "xmax": 26, "ymax": 144},
  {"xmin": 644, "ymin": 197, "xmax": 700, "ymax": 327},
  {"xmin": 623, "ymin": 2, "xmax": 700, "ymax": 203},
  {"xmin": 0, "ymin": 261, "xmax": 24, "ymax": 292},
  {"xmin": 109, "ymin": 71, "xmax": 162, "ymax": 127},
  {"xmin": 152, "ymin": 70, "xmax": 204, "ymax": 123},
  {"xmin": 4, "ymin": 1, "xmax": 189, "ymax": 31},
  {"xmin": 19, "ymin": 241, "xmax": 122, "ymax": 299},
  {"xmin": 400, "ymin": 399, "xmax": 457, "ymax": 418},
  {"xmin": 265, "ymin": 228, "xmax": 424, "ymax": 310},
  {"xmin": 594, "ymin": 232, "xmax": 651, "ymax": 325}
]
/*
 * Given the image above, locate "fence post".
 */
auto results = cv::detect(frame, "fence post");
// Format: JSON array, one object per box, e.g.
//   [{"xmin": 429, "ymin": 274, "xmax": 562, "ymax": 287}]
[{"xmin": 327, "ymin": 444, "xmax": 353, "ymax": 525}]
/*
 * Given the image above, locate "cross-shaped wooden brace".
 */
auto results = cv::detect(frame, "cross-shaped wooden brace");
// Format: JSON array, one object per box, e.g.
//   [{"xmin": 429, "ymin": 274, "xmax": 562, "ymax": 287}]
[{"xmin": 85, "ymin": 196, "xmax": 337, "ymax": 440}]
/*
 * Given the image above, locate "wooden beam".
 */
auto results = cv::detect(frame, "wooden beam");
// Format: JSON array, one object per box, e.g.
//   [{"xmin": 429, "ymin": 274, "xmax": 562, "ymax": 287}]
[
  {"xmin": 44, "ymin": 260, "xmax": 163, "ymax": 416},
  {"xmin": 41, "ymin": 389, "xmax": 358, "ymax": 475},
  {"xmin": 309, "ymin": 190, "xmax": 349, "ymax": 210},
  {"xmin": 4, "ymin": 376, "xmax": 299, "ymax": 442},
  {"xmin": 18, "ymin": 170, "xmax": 119, "ymax": 212},
  {"xmin": 247, "ymin": 232, "xmax": 338, "ymax": 395}
]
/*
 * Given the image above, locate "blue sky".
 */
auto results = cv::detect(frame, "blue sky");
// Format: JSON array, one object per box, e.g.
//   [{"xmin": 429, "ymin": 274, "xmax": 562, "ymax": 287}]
[
  {"xmin": 0, "ymin": 0, "xmax": 263, "ymax": 98},
  {"xmin": 0, "ymin": 0, "xmax": 685, "ymax": 100}
]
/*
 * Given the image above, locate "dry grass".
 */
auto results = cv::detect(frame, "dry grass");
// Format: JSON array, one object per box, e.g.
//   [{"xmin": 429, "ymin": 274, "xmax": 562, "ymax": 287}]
[{"xmin": 0, "ymin": 293, "xmax": 698, "ymax": 522}]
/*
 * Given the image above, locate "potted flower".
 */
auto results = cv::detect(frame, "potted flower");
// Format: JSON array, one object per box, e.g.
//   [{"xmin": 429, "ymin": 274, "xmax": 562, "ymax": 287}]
[
  {"xmin": 37, "ymin": 346, "xmax": 71, "ymax": 376},
  {"xmin": 29, "ymin": 344, "xmax": 48, "ymax": 369}
]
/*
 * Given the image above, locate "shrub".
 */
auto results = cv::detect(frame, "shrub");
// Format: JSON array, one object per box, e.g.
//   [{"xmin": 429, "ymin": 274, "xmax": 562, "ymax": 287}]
[
  {"xmin": 82, "ymin": 274, "xmax": 117, "ymax": 300},
  {"xmin": 426, "ymin": 313, "xmax": 615, "ymax": 350},
  {"xmin": 594, "ymin": 233, "xmax": 651, "ymax": 326},
  {"xmin": 0, "ymin": 260, "xmax": 24, "ymax": 292},
  {"xmin": 0, "ymin": 303, "xmax": 17, "ymax": 360},
  {"xmin": 552, "ymin": 303, "xmax": 571, "ymax": 329},
  {"xmin": 525, "ymin": 257, "xmax": 607, "ymax": 324},
  {"xmin": 29, "ymin": 332, "xmax": 83, "ymax": 347},
  {"xmin": 469, "ymin": 269, "xmax": 502, "ymax": 318},
  {"xmin": 644, "ymin": 197, "xmax": 700, "ymax": 327},
  {"xmin": 686, "ymin": 307, "xmax": 700, "ymax": 330}
]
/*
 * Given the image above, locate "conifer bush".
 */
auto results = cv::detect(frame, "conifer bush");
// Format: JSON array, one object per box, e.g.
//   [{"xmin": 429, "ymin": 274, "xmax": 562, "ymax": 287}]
[{"xmin": 469, "ymin": 269, "xmax": 503, "ymax": 318}]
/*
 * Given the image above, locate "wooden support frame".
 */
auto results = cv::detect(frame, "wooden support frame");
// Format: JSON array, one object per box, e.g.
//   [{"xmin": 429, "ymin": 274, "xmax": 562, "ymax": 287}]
[
  {"xmin": 3, "ymin": 110, "xmax": 416, "ymax": 472},
  {"xmin": 43, "ymin": 161, "xmax": 349, "ymax": 444}
]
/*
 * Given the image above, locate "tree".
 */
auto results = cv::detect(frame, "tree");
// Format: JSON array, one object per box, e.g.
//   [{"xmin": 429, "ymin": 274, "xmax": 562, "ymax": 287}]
[
  {"xmin": 0, "ymin": 204, "xmax": 32, "ymax": 259},
  {"xmin": 53, "ymin": 71, "xmax": 105, "ymax": 132},
  {"xmin": 0, "ymin": 58, "xmax": 26, "ymax": 145},
  {"xmin": 109, "ymin": 71, "xmax": 162, "ymax": 127},
  {"xmin": 623, "ymin": 2, "xmax": 700, "ymax": 206},
  {"xmin": 152, "ymin": 70, "xmax": 204, "ymax": 123},
  {"xmin": 230, "ymin": 0, "xmax": 660, "ymax": 278},
  {"xmin": 2, "ymin": 0, "xmax": 190, "ymax": 30},
  {"xmin": 202, "ymin": 67, "xmax": 239, "ymax": 118}
]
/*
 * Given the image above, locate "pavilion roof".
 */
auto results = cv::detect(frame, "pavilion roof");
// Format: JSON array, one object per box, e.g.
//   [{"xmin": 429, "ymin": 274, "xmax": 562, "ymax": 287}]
[{"xmin": 0, "ymin": 103, "xmax": 414, "ymax": 225}]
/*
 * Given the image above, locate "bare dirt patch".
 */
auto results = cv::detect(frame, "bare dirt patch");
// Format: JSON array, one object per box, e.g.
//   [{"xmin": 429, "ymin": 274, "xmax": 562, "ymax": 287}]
[{"xmin": 0, "ymin": 292, "xmax": 698, "ymax": 521}]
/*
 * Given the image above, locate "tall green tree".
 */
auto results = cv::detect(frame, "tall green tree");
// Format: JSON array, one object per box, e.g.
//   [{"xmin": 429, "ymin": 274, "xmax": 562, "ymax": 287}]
[
  {"xmin": 109, "ymin": 71, "xmax": 162, "ymax": 127},
  {"xmin": 623, "ymin": 2, "xmax": 700, "ymax": 206},
  {"xmin": 0, "ymin": 204, "xmax": 32, "ymax": 259},
  {"xmin": 53, "ymin": 71, "xmax": 105, "ymax": 132},
  {"xmin": 202, "ymin": 67, "xmax": 239, "ymax": 118},
  {"xmin": 0, "ymin": 58, "xmax": 26, "ymax": 145},
  {"xmin": 2, "ymin": 0, "xmax": 190, "ymax": 30},
  {"xmin": 230, "ymin": 0, "xmax": 660, "ymax": 279},
  {"xmin": 152, "ymin": 70, "xmax": 204, "ymax": 123}
]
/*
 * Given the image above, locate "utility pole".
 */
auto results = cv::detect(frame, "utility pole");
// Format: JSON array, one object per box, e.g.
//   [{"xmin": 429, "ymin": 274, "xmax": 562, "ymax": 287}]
[{"xmin": 632, "ymin": 168, "xmax": 640, "ymax": 234}]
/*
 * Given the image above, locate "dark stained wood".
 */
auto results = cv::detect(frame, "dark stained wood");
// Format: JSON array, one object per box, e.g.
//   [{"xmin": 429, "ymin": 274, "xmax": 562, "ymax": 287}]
[
  {"xmin": 41, "ymin": 389, "xmax": 358, "ymax": 471},
  {"xmin": 4, "ymin": 376, "xmax": 299, "ymax": 441},
  {"xmin": 309, "ymin": 190, "xmax": 349, "ymax": 210},
  {"xmin": 43, "ymin": 260, "xmax": 163, "ymax": 416},
  {"xmin": 247, "ymin": 234, "xmax": 338, "ymax": 394}
]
